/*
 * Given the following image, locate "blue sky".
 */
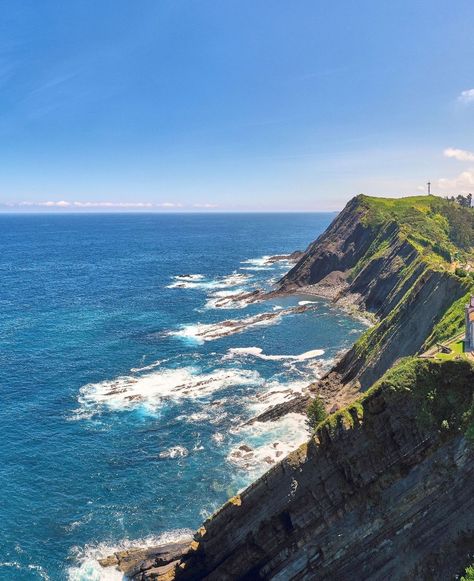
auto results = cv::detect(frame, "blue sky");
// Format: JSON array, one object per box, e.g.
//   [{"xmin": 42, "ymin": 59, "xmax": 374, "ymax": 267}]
[{"xmin": 1, "ymin": 0, "xmax": 474, "ymax": 211}]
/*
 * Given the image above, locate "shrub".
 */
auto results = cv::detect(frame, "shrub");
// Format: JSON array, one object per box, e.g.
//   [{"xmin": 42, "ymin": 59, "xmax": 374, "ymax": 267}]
[
  {"xmin": 461, "ymin": 563, "xmax": 474, "ymax": 581},
  {"xmin": 306, "ymin": 397, "xmax": 327, "ymax": 430}
]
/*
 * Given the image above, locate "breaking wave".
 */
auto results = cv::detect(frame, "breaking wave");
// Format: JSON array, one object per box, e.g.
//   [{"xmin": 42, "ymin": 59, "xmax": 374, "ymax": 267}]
[
  {"xmin": 75, "ymin": 367, "xmax": 263, "ymax": 418},
  {"xmin": 228, "ymin": 413, "xmax": 309, "ymax": 481},
  {"xmin": 170, "ymin": 311, "xmax": 286, "ymax": 344},
  {"xmin": 158, "ymin": 445, "xmax": 189, "ymax": 459},
  {"xmin": 223, "ymin": 346, "xmax": 324, "ymax": 362},
  {"xmin": 204, "ymin": 288, "xmax": 250, "ymax": 310},
  {"xmin": 167, "ymin": 272, "xmax": 251, "ymax": 290},
  {"xmin": 239, "ymin": 254, "xmax": 294, "ymax": 271},
  {"xmin": 67, "ymin": 529, "xmax": 193, "ymax": 581}
]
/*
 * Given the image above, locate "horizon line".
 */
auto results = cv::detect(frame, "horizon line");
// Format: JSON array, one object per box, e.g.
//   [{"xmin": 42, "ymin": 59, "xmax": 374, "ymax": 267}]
[{"xmin": 0, "ymin": 209, "xmax": 341, "ymax": 215}]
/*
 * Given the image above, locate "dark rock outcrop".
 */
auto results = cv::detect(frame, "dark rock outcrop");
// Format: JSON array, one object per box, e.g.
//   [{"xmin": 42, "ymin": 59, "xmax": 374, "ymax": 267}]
[
  {"xmin": 280, "ymin": 195, "xmax": 376, "ymax": 291},
  {"xmin": 164, "ymin": 360, "xmax": 474, "ymax": 581},
  {"xmin": 280, "ymin": 195, "xmax": 472, "ymax": 389},
  {"xmin": 98, "ymin": 196, "xmax": 474, "ymax": 581},
  {"xmin": 99, "ymin": 540, "xmax": 192, "ymax": 579}
]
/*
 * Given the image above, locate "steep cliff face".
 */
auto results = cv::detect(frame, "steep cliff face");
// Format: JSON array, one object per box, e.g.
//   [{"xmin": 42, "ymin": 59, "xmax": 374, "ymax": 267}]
[
  {"xmin": 281, "ymin": 195, "xmax": 474, "ymax": 389},
  {"xmin": 280, "ymin": 195, "xmax": 378, "ymax": 289},
  {"xmin": 101, "ymin": 196, "xmax": 474, "ymax": 581},
  {"xmin": 337, "ymin": 269, "xmax": 468, "ymax": 387},
  {"xmin": 161, "ymin": 359, "xmax": 474, "ymax": 581}
]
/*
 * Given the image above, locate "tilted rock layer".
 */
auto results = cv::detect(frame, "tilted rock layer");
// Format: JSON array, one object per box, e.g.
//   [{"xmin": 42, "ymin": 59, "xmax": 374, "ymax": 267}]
[
  {"xmin": 114, "ymin": 196, "xmax": 474, "ymax": 581},
  {"xmin": 281, "ymin": 194, "xmax": 473, "ymax": 388},
  {"xmin": 167, "ymin": 359, "xmax": 474, "ymax": 581}
]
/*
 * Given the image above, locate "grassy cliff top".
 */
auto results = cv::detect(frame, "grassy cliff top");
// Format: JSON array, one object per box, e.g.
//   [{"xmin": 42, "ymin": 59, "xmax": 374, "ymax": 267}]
[
  {"xmin": 316, "ymin": 357, "xmax": 474, "ymax": 442},
  {"xmin": 355, "ymin": 194, "xmax": 474, "ymax": 263}
]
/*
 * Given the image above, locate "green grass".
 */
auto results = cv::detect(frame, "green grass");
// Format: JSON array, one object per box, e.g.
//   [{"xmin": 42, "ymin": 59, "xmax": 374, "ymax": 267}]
[
  {"xmin": 434, "ymin": 339, "xmax": 466, "ymax": 361},
  {"xmin": 337, "ymin": 196, "xmax": 474, "ymax": 384},
  {"xmin": 356, "ymin": 194, "xmax": 474, "ymax": 264},
  {"xmin": 424, "ymin": 290, "xmax": 474, "ymax": 349},
  {"xmin": 315, "ymin": 358, "xmax": 474, "ymax": 442}
]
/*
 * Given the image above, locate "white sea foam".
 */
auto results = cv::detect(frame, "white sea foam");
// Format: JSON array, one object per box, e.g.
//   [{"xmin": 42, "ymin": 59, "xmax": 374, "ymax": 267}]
[
  {"xmin": 0, "ymin": 562, "xmax": 50, "ymax": 580},
  {"xmin": 76, "ymin": 367, "xmax": 263, "ymax": 417},
  {"xmin": 223, "ymin": 346, "xmax": 324, "ymax": 362},
  {"xmin": 175, "ymin": 274, "xmax": 205, "ymax": 281},
  {"xmin": 212, "ymin": 432, "xmax": 225, "ymax": 444},
  {"xmin": 250, "ymin": 377, "xmax": 310, "ymax": 412},
  {"xmin": 240, "ymin": 254, "xmax": 294, "ymax": 272},
  {"xmin": 171, "ymin": 311, "xmax": 284, "ymax": 343},
  {"xmin": 159, "ymin": 445, "xmax": 189, "ymax": 459},
  {"xmin": 298, "ymin": 300, "xmax": 318, "ymax": 306},
  {"xmin": 67, "ymin": 529, "xmax": 193, "ymax": 581},
  {"xmin": 175, "ymin": 410, "xmax": 212, "ymax": 423},
  {"xmin": 167, "ymin": 272, "xmax": 251, "ymax": 290},
  {"xmin": 240, "ymin": 256, "xmax": 273, "ymax": 267},
  {"xmin": 228, "ymin": 413, "xmax": 309, "ymax": 480},
  {"xmin": 204, "ymin": 288, "xmax": 252, "ymax": 310},
  {"xmin": 129, "ymin": 359, "xmax": 164, "ymax": 373}
]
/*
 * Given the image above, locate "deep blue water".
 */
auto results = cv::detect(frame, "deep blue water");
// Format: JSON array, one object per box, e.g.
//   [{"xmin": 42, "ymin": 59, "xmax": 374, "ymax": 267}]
[{"xmin": 0, "ymin": 213, "xmax": 365, "ymax": 580}]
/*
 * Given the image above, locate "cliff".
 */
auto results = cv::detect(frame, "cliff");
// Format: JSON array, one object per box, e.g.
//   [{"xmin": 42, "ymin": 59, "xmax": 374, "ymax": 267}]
[
  {"xmin": 138, "ymin": 358, "xmax": 474, "ymax": 580},
  {"xmin": 100, "ymin": 195, "xmax": 474, "ymax": 580},
  {"xmin": 281, "ymin": 194, "xmax": 474, "ymax": 389}
]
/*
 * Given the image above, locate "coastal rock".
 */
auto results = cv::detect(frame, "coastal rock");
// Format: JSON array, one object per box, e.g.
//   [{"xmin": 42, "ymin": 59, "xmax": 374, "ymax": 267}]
[
  {"xmin": 266, "ymin": 251, "xmax": 303, "ymax": 264},
  {"xmin": 99, "ymin": 539, "xmax": 192, "ymax": 578},
  {"xmin": 167, "ymin": 359, "xmax": 474, "ymax": 580},
  {"xmin": 279, "ymin": 195, "xmax": 472, "ymax": 389},
  {"xmin": 244, "ymin": 393, "xmax": 311, "ymax": 424}
]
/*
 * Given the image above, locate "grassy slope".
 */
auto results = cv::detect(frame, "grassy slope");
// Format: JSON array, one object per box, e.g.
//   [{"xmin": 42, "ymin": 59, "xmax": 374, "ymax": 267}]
[
  {"xmin": 346, "ymin": 195, "xmax": 474, "ymax": 356},
  {"xmin": 316, "ymin": 357, "xmax": 474, "ymax": 443},
  {"xmin": 424, "ymin": 290, "xmax": 473, "ymax": 348},
  {"xmin": 357, "ymin": 194, "xmax": 474, "ymax": 265}
]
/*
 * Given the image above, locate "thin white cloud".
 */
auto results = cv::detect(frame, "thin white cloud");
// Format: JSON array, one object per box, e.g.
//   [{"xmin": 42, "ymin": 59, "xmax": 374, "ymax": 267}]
[
  {"xmin": 72, "ymin": 201, "xmax": 154, "ymax": 208},
  {"xmin": 157, "ymin": 202, "xmax": 183, "ymax": 208},
  {"xmin": 1, "ymin": 200, "xmax": 220, "ymax": 211},
  {"xmin": 439, "ymin": 146, "xmax": 474, "ymax": 192},
  {"xmin": 193, "ymin": 203, "xmax": 218, "ymax": 208},
  {"xmin": 2, "ymin": 200, "xmax": 165, "ymax": 209},
  {"xmin": 438, "ymin": 171, "xmax": 474, "ymax": 192},
  {"xmin": 444, "ymin": 147, "xmax": 474, "ymax": 162},
  {"xmin": 458, "ymin": 89, "xmax": 474, "ymax": 104}
]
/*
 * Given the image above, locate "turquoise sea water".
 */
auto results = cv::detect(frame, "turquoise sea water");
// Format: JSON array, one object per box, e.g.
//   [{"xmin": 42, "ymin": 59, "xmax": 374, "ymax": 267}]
[{"xmin": 0, "ymin": 213, "xmax": 365, "ymax": 580}]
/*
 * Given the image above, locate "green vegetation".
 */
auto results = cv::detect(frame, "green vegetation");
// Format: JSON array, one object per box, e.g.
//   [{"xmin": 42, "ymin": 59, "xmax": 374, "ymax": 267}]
[
  {"xmin": 455, "ymin": 266, "xmax": 474, "ymax": 281},
  {"xmin": 357, "ymin": 194, "xmax": 474, "ymax": 264},
  {"xmin": 314, "ymin": 358, "xmax": 474, "ymax": 442},
  {"xmin": 342, "ymin": 196, "xmax": 474, "ymax": 376},
  {"xmin": 424, "ymin": 290, "xmax": 474, "ymax": 349},
  {"xmin": 433, "ymin": 339, "xmax": 469, "ymax": 361},
  {"xmin": 306, "ymin": 397, "xmax": 327, "ymax": 431},
  {"xmin": 461, "ymin": 563, "xmax": 474, "ymax": 581}
]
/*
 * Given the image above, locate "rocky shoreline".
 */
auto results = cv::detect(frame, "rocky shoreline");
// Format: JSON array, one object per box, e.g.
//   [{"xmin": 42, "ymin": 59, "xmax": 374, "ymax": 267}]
[
  {"xmin": 98, "ymin": 539, "xmax": 193, "ymax": 580},
  {"xmin": 97, "ymin": 270, "xmax": 369, "ymax": 579},
  {"xmin": 98, "ymin": 195, "xmax": 474, "ymax": 579}
]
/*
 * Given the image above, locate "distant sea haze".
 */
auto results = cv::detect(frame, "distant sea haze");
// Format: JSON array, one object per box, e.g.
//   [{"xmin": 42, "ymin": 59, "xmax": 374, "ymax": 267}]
[{"xmin": 0, "ymin": 213, "xmax": 365, "ymax": 580}]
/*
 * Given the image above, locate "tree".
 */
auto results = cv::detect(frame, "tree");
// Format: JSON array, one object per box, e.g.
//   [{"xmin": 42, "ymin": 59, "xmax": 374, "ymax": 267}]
[
  {"xmin": 447, "ymin": 194, "xmax": 473, "ymax": 208},
  {"xmin": 306, "ymin": 397, "xmax": 327, "ymax": 430}
]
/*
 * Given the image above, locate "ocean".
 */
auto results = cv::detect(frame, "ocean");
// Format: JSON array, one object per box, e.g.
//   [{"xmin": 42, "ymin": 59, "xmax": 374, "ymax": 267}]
[{"xmin": 0, "ymin": 213, "xmax": 366, "ymax": 580}]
